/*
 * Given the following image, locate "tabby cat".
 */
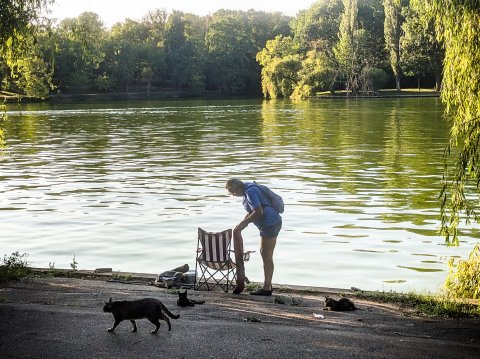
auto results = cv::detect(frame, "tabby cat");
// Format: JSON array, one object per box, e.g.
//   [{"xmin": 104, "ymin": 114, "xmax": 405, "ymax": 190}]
[{"xmin": 103, "ymin": 297, "xmax": 180, "ymax": 333}]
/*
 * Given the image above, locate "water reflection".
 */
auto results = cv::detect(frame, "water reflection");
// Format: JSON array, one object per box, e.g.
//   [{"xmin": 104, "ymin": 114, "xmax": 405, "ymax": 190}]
[{"xmin": 0, "ymin": 98, "xmax": 477, "ymax": 292}]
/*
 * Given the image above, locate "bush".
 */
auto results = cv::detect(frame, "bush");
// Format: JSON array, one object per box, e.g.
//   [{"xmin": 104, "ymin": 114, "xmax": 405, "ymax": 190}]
[
  {"xmin": 444, "ymin": 244, "xmax": 480, "ymax": 299},
  {"xmin": 360, "ymin": 67, "xmax": 389, "ymax": 93},
  {"xmin": 0, "ymin": 252, "xmax": 31, "ymax": 281}
]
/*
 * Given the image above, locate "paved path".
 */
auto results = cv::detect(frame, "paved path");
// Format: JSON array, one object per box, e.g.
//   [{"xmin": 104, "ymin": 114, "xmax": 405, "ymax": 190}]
[{"xmin": 0, "ymin": 277, "xmax": 479, "ymax": 358}]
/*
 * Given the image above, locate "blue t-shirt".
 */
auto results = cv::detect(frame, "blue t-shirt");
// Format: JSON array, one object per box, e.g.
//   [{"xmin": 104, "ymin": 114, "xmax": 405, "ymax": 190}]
[{"xmin": 242, "ymin": 182, "xmax": 282, "ymax": 228}]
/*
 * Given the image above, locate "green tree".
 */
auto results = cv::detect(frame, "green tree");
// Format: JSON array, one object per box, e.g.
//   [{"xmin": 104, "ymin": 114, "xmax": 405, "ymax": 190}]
[
  {"xmin": 257, "ymin": 35, "xmax": 299, "ymax": 98},
  {"xmin": 1, "ymin": 0, "xmax": 54, "ymax": 98},
  {"xmin": 104, "ymin": 19, "xmax": 148, "ymax": 93},
  {"xmin": 333, "ymin": 0, "xmax": 363, "ymax": 93},
  {"xmin": 334, "ymin": 0, "xmax": 387, "ymax": 94},
  {"xmin": 164, "ymin": 11, "xmax": 206, "ymax": 94},
  {"xmin": 290, "ymin": 0, "xmax": 344, "ymax": 53},
  {"xmin": 383, "ymin": 0, "xmax": 408, "ymax": 91},
  {"xmin": 400, "ymin": 6, "xmax": 443, "ymax": 91},
  {"xmin": 412, "ymin": 1, "xmax": 480, "ymax": 246},
  {"xmin": 54, "ymin": 12, "xmax": 106, "ymax": 92},
  {"xmin": 205, "ymin": 10, "xmax": 254, "ymax": 94},
  {"xmin": 142, "ymin": 9, "xmax": 168, "ymax": 47},
  {"xmin": 0, "ymin": 0, "xmax": 52, "ymax": 48},
  {"xmin": 206, "ymin": 10, "xmax": 291, "ymax": 95},
  {"xmin": 291, "ymin": 50, "xmax": 336, "ymax": 99},
  {"xmin": 4, "ymin": 29, "xmax": 54, "ymax": 98}
]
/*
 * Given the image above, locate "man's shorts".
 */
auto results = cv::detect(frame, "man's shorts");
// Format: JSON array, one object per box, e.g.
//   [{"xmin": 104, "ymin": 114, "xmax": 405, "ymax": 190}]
[{"xmin": 259, "ymin": 220, "xmax": 282, "ymax": 239}]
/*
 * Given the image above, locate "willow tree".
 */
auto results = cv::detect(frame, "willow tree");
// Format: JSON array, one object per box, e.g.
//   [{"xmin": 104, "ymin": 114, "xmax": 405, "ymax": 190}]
[
  {"xmin": 413, "ymin": 1, "xmax": 480, "ymax": 245},
  {"xmin": 0, "ymin": 0, "xmax": 52, "ymax": 46},
  {"xmin": 1, "ymin": 0, "xmax": 53, "ymax": 93},
  {"xmin": 256, "ymin": 35, "xmax": 300, "ymax": 99},
  {"xmin": 1, "ymin": 0, "xmax": 53, "ymax": 147}
]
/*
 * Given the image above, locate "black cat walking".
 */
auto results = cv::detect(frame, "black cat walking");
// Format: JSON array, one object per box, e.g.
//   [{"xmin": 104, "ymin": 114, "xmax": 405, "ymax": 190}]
[{"xmin": 103, "ymin": 297, "xmax": 180, "ymax": 333}]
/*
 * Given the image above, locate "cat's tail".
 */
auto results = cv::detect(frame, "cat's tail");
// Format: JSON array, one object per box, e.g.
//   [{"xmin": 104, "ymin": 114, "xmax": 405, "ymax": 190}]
[{"xmin": 161, "ymin": 303, "xmax": 180, "ymax": 319}]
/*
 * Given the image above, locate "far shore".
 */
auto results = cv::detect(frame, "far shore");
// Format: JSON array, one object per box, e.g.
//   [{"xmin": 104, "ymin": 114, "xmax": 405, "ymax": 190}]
[{"xmin": 1, "ymin": 88, "xmax": 440, "ymax": 104}]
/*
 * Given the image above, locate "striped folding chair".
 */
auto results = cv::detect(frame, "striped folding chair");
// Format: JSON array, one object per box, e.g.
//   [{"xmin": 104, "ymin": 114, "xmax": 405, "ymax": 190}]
[{"xmin": 194, "ymin": 227, "xmax": 250, "ymax": 292}]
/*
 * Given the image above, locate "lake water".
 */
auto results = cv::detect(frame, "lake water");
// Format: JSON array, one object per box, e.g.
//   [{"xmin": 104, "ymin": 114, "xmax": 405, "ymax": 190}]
[{"xmin": 1, "ymin": 98, "xmax": 478, "ymax": 293}]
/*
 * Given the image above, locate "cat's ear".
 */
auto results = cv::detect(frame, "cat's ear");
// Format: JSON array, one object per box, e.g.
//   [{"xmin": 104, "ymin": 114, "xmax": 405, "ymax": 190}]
[{"xmin": 109, "ymin": 297, "xmax": 113, "ymax": 303}]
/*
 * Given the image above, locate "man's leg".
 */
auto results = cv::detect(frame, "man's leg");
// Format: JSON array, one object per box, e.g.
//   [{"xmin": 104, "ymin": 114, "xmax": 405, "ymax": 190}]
[{"xmin": 260, "ymin": 236, "xmax": 277, "ymax": 291}]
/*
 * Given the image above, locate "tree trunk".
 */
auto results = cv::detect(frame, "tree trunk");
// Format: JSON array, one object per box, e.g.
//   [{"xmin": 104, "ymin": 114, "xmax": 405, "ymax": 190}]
[{"xmin": 435, "ymin": 69, "xmax": 442, "ymax": 91}]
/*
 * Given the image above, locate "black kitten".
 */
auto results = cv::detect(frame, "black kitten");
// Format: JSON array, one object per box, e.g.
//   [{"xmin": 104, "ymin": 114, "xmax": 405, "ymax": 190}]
[
  {"xmin": 177, "ymin": 290, "xmax": 205, "ymax": 307},
  {"xmin": 103, "ymin": 297, "xmax": 180, "ymax": 333},
  {"xmin": 324, "ymin": 296, "xmax": 356, "ymax": 311}
]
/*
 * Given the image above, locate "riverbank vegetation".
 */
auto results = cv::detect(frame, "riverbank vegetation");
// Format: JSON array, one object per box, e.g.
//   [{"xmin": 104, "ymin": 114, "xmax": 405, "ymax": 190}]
[
  {"xmin": 0, "ymin": 252, "xmax": 32, "ymax": 282},
  {"xmin": 1, "ymin": 1, "xmax": 443, "ymax": 101},
  {"xmin": 352, "ymin": 289, "xmax": 480, "ymax": 318}
]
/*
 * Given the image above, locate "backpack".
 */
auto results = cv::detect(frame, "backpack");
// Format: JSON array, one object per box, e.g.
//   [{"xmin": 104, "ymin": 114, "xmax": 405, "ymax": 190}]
[{"xmin": 252, "ymin": 182, "xmax": 284, "ymax": 214}]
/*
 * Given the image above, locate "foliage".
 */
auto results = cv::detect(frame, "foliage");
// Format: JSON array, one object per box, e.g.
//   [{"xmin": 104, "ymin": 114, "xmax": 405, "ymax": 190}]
[
  {"xmin": 70, "ymin": 255, "xmax": 78, "ymax": 271},
  {"xmin": 165, "ymin": 11, "xmax": 206, "ymax": 94},
  {"xmin": 3, "ymin": 27, "xmax": 55, "ymax": 98},
  {"xmin": 0, "ymin": 2, "xmax": 449, "ymax": 98},
  {"xmin": 290, "ymin": 0, "xmax": 344, "ymax": 53},
  {"xmin": 411, "ymin": 1, "xmax": 480, "ymax": 245},
  {"xmin": 205, "ymin": 10, "xmax": 264, "ymax": 95},
  {"xmin": 257, "ymin": 35, "xmax": 300, "ymax": 98},
  {"xmin": 53, "ymin": 12, "xmax": 106, "ymax": 92},
  {"xmin": 383, "ymin": 0, "xmax": 408, "ymax": 91},
  {"xmin": 1, "ymin": 0, "xmax": 55, "ymax": 98},
  {"xmin": 359, "ymin": 66, "xmax": 389, "ymax": 93},
  {"xmin": 291, "ymin": 50, "xmax": 336, "ymax": 99},
  {"xmin": 0, "ymin": 252, "xmax": 31, "ymax": 281},
  {"xmin": 400, "ymin": 6, "xmax": 443, "ymax": 91},
  {"xmin": 444, "ymin": 244, "xmax": 480, "ymax": 299},
  {"xmin": 353, "ymin": 289, "xmax": 480, "ymax": 317},
  {"xmin": 259, "ymin": 54, "xmax": 302, "ymax": 99},
  {"xmin": 333, "ymin": 0, "xmax": 386, "ymax": 95},
  {"xmin": 0, "ymin": 0, "xmax": 52, "ymax": 48}
]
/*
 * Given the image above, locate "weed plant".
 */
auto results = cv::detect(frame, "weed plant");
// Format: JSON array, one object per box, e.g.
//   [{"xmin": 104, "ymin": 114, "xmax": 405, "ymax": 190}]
[
  {"xmin": 444, "ymin": 243, "xmax": 480, "ymax": 299},
  {"xmin": 353, "ymin": 289, "xmax": 479, "ymax": 318},
  {"xmin": 0, "ymin": 252, "xmax": 31, "ymax": 281}
]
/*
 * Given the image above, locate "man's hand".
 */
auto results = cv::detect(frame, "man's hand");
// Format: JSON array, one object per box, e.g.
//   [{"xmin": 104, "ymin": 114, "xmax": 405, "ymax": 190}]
[{"xmin": 235, "ymin": 221, "xmax": 248, "ymax": 232}]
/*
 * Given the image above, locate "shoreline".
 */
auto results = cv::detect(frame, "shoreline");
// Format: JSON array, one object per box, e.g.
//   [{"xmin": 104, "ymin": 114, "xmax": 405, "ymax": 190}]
[
  {"xmin": 30, "ymin": 266, "xmax": 354, "ymax": 295},
  {"xmin": 2, "ymin": 89, "xmax": 440, "ymax": 104}
]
